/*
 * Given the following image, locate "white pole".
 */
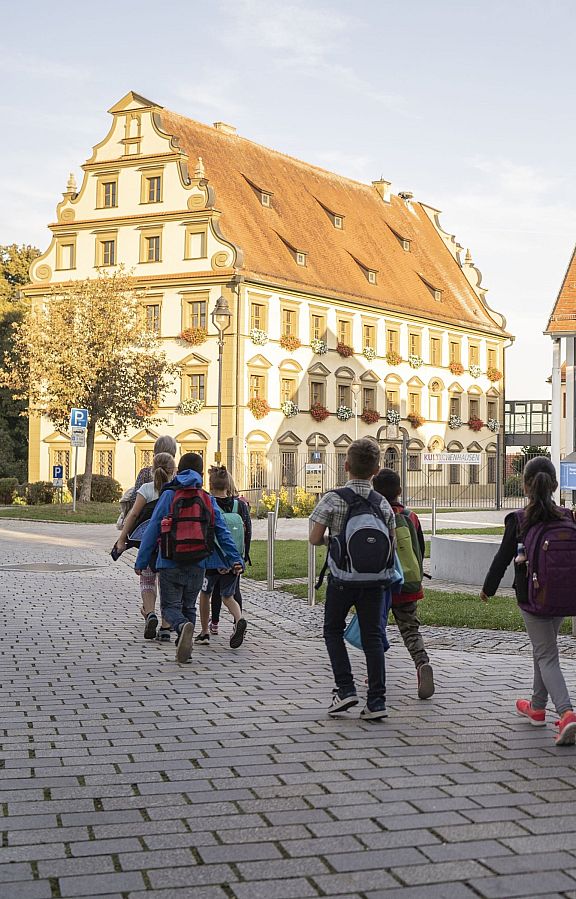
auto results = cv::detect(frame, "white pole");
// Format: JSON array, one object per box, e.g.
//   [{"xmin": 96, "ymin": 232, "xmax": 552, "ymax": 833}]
[
  {"xmin": 307, "ymin": 542, "xmax": 316, "ymax": 606},
  {"xmin": 551, "ymin": 337, "xmax": 562, "ymax": 503},
  {"xmin": 431, "ymin": 497, "xmax": 437, "ymax": 536},
  {"xmin": 266, "ymin": 511, "xmax": 275, "ymax": 591},
  {"xmin": 72, "ymin": 446, "xmax": 78, "ymax": 512}
]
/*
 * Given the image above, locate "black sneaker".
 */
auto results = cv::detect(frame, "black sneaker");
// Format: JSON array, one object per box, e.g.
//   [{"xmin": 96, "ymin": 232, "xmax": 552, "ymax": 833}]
[
  {"xmin": 195, "ymin": 632, "xmax": 210, "ymax": 645},
  {"xmin": 417, "ymin": 663, "xmax": 435, "ymax": 700},
  {"xmin": 155, "ymin": 628, "xmax": 171, "ymax": 643},
  {"xmin": 230, "ymin": 618, "xmax": 247, "ymax": 649},
  {"xmin": 144, "ymin": 613, "xmax": 158, "ymax": 640},
  {"xmin": 328, "ymin": 690, "xmax": 359, "ymax": 716},
  {"xmin": 176, "ymin": 622, "xmax": 194, "ymax": 664},
  {"xmin": 360, "ymin": 699, "xmax": 388, "ymax": 721}
]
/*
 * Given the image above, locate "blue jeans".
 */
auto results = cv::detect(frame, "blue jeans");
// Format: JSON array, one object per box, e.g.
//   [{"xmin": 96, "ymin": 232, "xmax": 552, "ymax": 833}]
[
  {"xmin": 324, "ymin": 578, "xmax": 386, "ymax": 704},
  {"xmin": 159, "ymin": 566, "xmax": 203, "ymax": 633}
]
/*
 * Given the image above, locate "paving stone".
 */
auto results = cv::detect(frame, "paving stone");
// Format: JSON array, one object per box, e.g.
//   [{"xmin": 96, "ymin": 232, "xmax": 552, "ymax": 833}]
[
  {"xmin": 58, "ymin": 871, "xmax": 146, "ymax": 896},
  {"xmin": 0, "ymin": 882, "xmax": 54, "ymax": 899},
  {"xmin": 468, "ymin": 871, "xmax": 576, "ymax": 897},
  {"xmin": 230, "ymin": 879, "xmax": 320, "ymax": 899},
  {"xmin": 391, "ymin": 859, "xmax": 492, "ymax": 885}
]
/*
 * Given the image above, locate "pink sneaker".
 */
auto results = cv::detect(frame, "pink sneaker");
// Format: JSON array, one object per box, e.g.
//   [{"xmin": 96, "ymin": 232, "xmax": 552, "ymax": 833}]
[
  {"xmin": 209, "ymin": 620, "xmax": 218, "ymax": 636},
  {"xmin": 515, "ymin": 699, "xmax": 546, "ymax": 726},
  {"xmin": 555, "ymin": 710, "xmax": 576, "ymax": 746}
]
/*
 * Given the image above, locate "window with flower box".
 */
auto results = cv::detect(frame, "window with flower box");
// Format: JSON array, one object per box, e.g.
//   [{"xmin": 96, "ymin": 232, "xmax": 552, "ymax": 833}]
[
  {"xmin": 469, "ymin": 342, "xmax": 480, "ymax": 366},
  {"xmin": 311, "ymin": 313, "xmax": 326, "ymax": 341},
  {"xmin": 386, "ymin": 388, "xmax": 400, "ymax": 412},
  {"xmin": 338, "ymin": 383, "xmax": 351, "ymax": 407},
  {"xmin": 363, "ymin": 324, "xmax": 376, "ymax": 349},
  {"xmin": 408, "ymin": 391, "xmax": 421, "ymax": 415},
  {"xmin": 281, "ymin": 377, "xmax": 297, "ymax": 403},
  {"xmin": 185, "ymin": 373, "xmax": 205, "ymax": 402},
  {"xmin": 450, "ymin": 394, "xmax": 461, "ymax": 417},
  {"xmin": 363, "ymin": 387, "xmax": 376, "ymax": 411},
  {"xmin": 250, "ymin": 374, "xmax": 265, "ymax": 400},
  {"xmin": 487, "ymin": 399, "xmax": 498, "ymax": 420},
  {"xmin": 250, "ymin": 302, "xmax": 267, "ymax": 331},
  {"xmin": 487, "ymin": 346, "xmax": 499, "ymax": 369},
  {"xmin": 409, "ymin": 331, "xmax": 421, "ymax": 357},
  {"xmin": 310, "ymin": 380, "xmax": 325, "ymax": 407},
  {"xmin": 337, "ymin": 318, "xmax": 352, "ymax": 346},
  {"xmin": 282, "ymin": 306, "xmax": 298, "ymax": 337},
  {"xmin": 386, "ymin": 327, "xmax": 399, "ymax": 355},
  {"xmin": 469, "ymin": 396, "xmax": 480, "ymax": 420},
  {"xmin": 184, "ymin": 299, "xmax": 207, "ymax": 330},
  {"xmin": 449, "ymin": 339, "xmax": 461, "ymax": 364}
]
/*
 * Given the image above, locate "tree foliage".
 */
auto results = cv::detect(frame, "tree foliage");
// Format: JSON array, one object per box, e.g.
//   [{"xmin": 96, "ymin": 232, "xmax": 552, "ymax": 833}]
[
  {"xmin": 1, "ymin": 269, "xmax": 177, "ymax": 500},
  {"xmin": 0, "ymin": 244, "xmax": 40, "ymax": 479},
  {"xmin": 511, "ymin": 445, "xmax": 551, "ymax": 475}
]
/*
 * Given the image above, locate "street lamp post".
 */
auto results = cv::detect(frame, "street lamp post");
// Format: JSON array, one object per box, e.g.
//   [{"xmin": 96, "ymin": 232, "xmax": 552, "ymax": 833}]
[
  {"xmin": 351, "ymin": 380, "xmax": 361, "ymax": 440},
  {"xmin": 211, "ymin": 295, "xmax": 232, "ymax": 464}
]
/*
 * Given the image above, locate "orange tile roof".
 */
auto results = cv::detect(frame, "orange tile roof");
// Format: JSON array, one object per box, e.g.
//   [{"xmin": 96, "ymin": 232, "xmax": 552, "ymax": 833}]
[
  {"xmin": 546, "ymin": 245, "xmax": 576, "ymax": 334},
  {"xmin": 161, "ymin": 109, "xmax": 508, "ymax": 336}
]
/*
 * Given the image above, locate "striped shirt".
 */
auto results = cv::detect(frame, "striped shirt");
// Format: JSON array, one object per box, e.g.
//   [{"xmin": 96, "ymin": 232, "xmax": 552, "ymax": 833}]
[{"xmin": 310, "ymin": 479, "xmax": 395, "ymax": 538}]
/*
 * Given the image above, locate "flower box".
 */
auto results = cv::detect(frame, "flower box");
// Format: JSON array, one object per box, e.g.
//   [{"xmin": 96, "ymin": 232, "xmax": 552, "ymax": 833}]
[
  {"xmin": 250, "ymin": 328, "xmax": 268, "ymax": 346},
  {"xmin": 449, "ymin": 361, "xmax": 465, "ymax": 375},
  {"xmin": 487, "ymin": 418, "xmax": 500, "ymax": 433},
  {"xmin": 468, "ymin": 416, "xmax": 484, "ymax": 432},
  {"xmin": 179, "ymin": 399, "xmax": 204, "ymax": 415},
  {"xmin": 408, "ymin": 354, "xmax": 424, "ymax": 369},
  {"xmin": 280, "ymin": 335, "xmax": 301, "ymax": 352},
  {"xmin": 361, "ymin": 408, "xmax": 379, "ymax": 425},
  {"xmin": 448, "ymin": 414, "xmax": 462, "ymax": 430},
  {"xmin": 407, "ymin": 412, "xmax": 425, "ymax": 428},
  {"xmin": 336, "ymin": 343, "xmax": 354, "ymax": 358},
  {"xmin": 469, "ymin": 363, "xmax": 482, "ymax": 378},
  {"xmin": 310, "ymin": 338, "xmax": 328, "ymax": 355},
  {"xmin": 487, "ymin": 367, "xmax": 502, "ymax": 382},
  {"xmin": 281, "ymin": 400, "xmax": 299, "ymax": 418},
  {"xmin": 362, "ymin": 346, "xmax": 376, "ymax": 361},
  {"xmin": 179, "ymin": 327, "xmax": 208, "ymax": 346},
  {"xmin": 336, "ymin": 405, "xmax": 354, "ymax": 421},
  {"xmin": 310, "ymin": 403, "xmax": 330, "ymax": 422},
  {"xmin": 386, "ymin": 350, "xmax": 402, "ymax": 366},
  {"xmin": 247, "ymin": 397, "xmax": 271, "ymax": 419},
  {"xmin": 386, "ymin": 409, "xmax": 401, "ymax": 425}
]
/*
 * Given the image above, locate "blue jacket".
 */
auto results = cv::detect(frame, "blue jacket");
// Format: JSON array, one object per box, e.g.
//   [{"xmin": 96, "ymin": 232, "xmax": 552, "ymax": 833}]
[{"xmin": 134, "ymin": 469, "xmax": 244, "ymax": 572}]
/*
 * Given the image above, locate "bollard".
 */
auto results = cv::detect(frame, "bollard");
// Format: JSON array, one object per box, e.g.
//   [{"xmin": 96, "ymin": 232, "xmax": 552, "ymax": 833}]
[
  {"xmin": 307, "ymin": 542, "xmax": 316, "ymax": 606},
  {"xmin": 266, "ymin": 512, "xmax": 275, "ymax": 591},
  {"xmin": 431, "ymin": 498, "xmax": 437, "ymax": 536}
]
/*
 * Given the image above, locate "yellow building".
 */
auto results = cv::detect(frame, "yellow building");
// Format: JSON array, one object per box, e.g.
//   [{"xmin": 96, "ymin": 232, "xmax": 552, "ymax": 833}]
[{"xmin": 27, "ymin": 91, "xmax": 511, "ymax": 499}]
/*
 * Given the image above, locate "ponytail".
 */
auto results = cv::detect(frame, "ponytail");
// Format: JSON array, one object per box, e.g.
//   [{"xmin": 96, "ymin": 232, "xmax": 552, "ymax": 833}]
[
  {"xmin": 522, "ymin": 456, "xmax": 562, "ymax": 534},
  {"xmin": 153, "ymin": 452, "xmax": 176, "ymax": 494}
]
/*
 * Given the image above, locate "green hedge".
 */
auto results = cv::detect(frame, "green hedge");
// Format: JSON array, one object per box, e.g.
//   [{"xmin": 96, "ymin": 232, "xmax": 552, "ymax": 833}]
[{"xmin": 68, "ymin": 474, "xmax": 122, "ymax": 503}]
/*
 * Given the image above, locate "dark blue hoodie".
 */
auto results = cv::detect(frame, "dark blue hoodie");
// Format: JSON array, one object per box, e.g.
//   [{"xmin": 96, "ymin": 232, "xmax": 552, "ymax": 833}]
[{"xmin": 135, "ymin": 469, "xmax": 243, "ymax": 572}]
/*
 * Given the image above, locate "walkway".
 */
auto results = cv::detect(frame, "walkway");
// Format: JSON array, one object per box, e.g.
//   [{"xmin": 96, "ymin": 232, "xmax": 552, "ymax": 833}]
[{"xmin": 2, "ymin": 521, "xmax": 576, "ymax": 899}]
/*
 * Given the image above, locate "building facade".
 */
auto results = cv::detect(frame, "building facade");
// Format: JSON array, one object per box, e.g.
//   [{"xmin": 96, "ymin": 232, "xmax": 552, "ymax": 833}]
[
  {"xmin": 547, "ymin": 246, "xmax": 576, "ymax": 484},
  {"xmin": 27, "ymin": 92, "xmax": 511, "ymax": 496}
]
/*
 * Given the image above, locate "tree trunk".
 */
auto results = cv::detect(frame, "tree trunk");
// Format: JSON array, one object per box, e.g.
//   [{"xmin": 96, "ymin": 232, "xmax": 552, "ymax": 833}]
[{"xmin": 79, "ymin": 417, "xmax": 97, "ymax": 502}]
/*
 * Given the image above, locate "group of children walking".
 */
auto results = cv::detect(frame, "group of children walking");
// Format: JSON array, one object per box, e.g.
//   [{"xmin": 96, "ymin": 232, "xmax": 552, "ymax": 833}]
[{"xmin": 114, "ymin": 433, "xmax": 576, "ymax": 746}]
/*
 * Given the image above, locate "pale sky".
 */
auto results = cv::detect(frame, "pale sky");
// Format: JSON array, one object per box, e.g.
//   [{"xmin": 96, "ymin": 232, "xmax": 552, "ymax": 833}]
[{"xmin": 2, "ymin": 0, "xmax": 575, "ymax": 399}]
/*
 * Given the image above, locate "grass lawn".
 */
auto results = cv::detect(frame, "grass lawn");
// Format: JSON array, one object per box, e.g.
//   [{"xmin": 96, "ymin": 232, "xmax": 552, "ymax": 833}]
[
  {"xmin": 0, "ymin": 503, "xmax": 119, "ymax": 524},
  {"xmin": 434, "ymin": 526, "xmax": 504, "ymax": 536},
  {"xmin": 279, "ymin": 583, "xmax": 573, "ymax": 635},
  {"xmin": 247, "ymin": 540, "xmax": 324, "ymax": 580}
]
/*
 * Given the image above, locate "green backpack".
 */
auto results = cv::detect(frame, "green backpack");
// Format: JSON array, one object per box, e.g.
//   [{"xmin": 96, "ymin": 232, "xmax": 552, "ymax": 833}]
[
  {"xmin": 220, "ymin": 499, "xmax": 245, "ymax": 557},
  {"xmin": 394, "ymin": 509, "xmax": 423, "ymax": 593}
]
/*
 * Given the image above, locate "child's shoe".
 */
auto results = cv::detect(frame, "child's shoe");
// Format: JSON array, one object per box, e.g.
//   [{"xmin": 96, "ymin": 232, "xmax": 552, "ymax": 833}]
[
  {"xmin": 417, "ymin": 663, "xmax": 435, "ymax": 699},
  {"xmin": 194, "ymin": 632, "xmax": 210, "ymax": 645},
  {"xmin": 555, "ymin": 710, "xmax": 576, "ymax": 746},
  {"xmin": 360, "ymin": 698, "xmax": 388, "ymax": 721},
  {"xmin": 175, "ymin": 622, "xmax": 194, "ymax": 664},
  {"xmin": 515, "ymin": 699, "xmax": 546, "ymax": 726},
  {"xmin": 328, "ymin": 689, "xmax": 358, "ymax": 716},
  {"xmin": 155, "ymin": 628, "xmax": 171, "ymax": 644},
  {"xmin": 144, "ymin": 612, "xmax": 158, "ymax": 640},
  {"xmin": 209, "ymin": 620, "xmax": 219, "ymax": 635},
  {"xmin": 230, "ymin": 618, "xmax": 247, "ymax": 649}
]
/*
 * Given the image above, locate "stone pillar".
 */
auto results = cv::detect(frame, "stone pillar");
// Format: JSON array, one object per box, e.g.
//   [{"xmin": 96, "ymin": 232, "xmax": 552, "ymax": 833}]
[{"xmin": 551, "ymin": 337, "xmax": 562, "ymax": 500}]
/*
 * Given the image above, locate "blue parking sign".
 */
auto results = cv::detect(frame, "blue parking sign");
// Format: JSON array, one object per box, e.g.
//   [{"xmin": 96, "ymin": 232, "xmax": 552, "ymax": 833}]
[
  {"xmin": 52, "ymin": 465, "xmax": 63, "ymax": 480},
  {"xmin": 70, "ymin": 408, "xmax": 88, "ymax": 428}
]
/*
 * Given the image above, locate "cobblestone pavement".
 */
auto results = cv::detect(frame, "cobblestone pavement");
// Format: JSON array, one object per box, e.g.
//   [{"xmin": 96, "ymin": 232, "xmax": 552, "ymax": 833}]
[{"xmin": 2, "ymin": 521, "xmax": 576, "ymax": 899}]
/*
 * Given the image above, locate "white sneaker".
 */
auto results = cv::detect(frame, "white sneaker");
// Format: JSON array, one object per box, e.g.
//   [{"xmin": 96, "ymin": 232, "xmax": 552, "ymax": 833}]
[{"xmin": 175, "ymin": 622, "xmax": 194, "ymax": 664}]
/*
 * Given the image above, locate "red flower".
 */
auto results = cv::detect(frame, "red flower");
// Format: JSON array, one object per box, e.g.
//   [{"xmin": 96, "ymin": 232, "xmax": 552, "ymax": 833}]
[
  {"xmin": 310, "ymin": 403, "xmax": 330, "ymax": 422},
  {"xmin": 336, "ymin": 343, "xmax": 354, "ymax": 358}
]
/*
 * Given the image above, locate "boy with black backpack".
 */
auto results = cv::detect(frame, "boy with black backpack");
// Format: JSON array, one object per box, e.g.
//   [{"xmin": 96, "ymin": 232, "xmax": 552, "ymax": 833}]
[
  {"xmin": 310, "ymin": 438, "xmax": 395, "ymax": 720},
  {"xmin": 135, "ymin": 453, "xmax": 244, "ymax": 664},
  {"xmin": 373, "ymin": 468, "xmax": 434, "ymax": 700}
]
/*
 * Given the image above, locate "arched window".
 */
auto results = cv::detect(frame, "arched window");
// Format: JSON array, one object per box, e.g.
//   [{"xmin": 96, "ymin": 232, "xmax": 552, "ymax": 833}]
[{"xmin": 383, "ymin": 445, "xmax": 399, "ymax": 472}]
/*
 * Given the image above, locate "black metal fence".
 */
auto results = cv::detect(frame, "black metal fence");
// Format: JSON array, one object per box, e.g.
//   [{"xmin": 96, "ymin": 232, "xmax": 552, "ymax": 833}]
[{"xmin": 234, "ymin": 449, "xmax": 528, "ymax": 510}]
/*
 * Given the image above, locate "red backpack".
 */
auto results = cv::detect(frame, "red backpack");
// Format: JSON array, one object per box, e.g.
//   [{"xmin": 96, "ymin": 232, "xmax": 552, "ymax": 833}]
[{"xmin": 160, "ymin": 486, "xmax": 215, "ymax": 564}]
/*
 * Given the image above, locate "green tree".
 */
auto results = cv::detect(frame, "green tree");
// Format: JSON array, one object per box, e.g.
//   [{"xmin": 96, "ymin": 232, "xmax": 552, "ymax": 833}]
[
  {"xmin": 0, "ymin": 244, "xmax": 40, "ymax": 480},
  {"xmin": 511, "ymin": 445, "xmax": 551, "ymax": 475},
  {"xmin": 1, "ymin": 270, "xmax": 177, "ymax": 501}
]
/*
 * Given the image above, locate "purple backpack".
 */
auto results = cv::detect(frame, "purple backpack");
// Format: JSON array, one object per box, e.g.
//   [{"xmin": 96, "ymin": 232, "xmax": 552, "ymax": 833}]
[{"xmin": 516, "ymin": 508, "xmax": 576, "ymax": 616}]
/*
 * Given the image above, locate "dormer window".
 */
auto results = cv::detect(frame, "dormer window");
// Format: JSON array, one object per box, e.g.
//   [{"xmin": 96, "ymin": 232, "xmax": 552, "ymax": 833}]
[
  {"xmin": 296, "ymin": 252, "xmax": 307, "ymax": 267},
  {"xmin": 434, "ymin": 289, "xmax": 442, "ymax": 302},
  {"xmin": 418, "ymin": 273, "xmax": 443, "ymax": 301},
  {"xmin": 349, "ymin": 252, "xmax": 377, "ymax": 285},
  {"xmin": 388, "ymin": 224, "xmax": 411, "ymax": 252},
  {"xmin": 261, "ymin": 192, "xmax": 271, "ymax": 207},
  {"xmin": 368, "ymin": 270, "xmax": 377, "ymax": 285},
  {"xmin": 402, "ymin": 239, "xmax": 411, "ymax": 252},
  {"xmin": 334, "ymin": 215, "xmax": 343, "ymax": 229}
]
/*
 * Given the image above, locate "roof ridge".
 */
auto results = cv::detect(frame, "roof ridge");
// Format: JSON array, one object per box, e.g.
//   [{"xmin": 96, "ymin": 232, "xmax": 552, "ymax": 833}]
[{"xmin": 163, "ymin": 108, "xmax": 385, "ymax": 194}]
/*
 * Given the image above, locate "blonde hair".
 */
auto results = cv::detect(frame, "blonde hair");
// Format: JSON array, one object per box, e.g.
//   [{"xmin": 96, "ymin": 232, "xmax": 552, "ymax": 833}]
[{"xmin": 153, "ymin": 452, "xmax": 176, "ymax": 493}]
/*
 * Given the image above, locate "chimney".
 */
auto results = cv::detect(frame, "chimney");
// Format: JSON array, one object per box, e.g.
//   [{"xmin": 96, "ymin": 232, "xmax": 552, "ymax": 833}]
[
  {"xmin": 372, "ymin": 178, "xmax": 391, "ymax": 202},
  {"xmin": 213, "ymin": 122, "xmax": 237, "ymax": 135}
]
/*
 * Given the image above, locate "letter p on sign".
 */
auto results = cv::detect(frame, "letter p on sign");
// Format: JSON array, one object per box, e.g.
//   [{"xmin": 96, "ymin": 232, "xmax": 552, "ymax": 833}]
[{"xmin": 70, "ymin": 408, "xmax": 88, "ymax": 428}]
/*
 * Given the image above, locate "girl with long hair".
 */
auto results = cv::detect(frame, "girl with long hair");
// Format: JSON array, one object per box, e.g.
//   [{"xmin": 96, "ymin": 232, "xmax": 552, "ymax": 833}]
[
  {"xmin": 115, "ymin": 452, "xmax": 176, "ymax": 641},
  {"xmin": 482, "ymin": 456, "xmax": 576, "ymax": 745}
]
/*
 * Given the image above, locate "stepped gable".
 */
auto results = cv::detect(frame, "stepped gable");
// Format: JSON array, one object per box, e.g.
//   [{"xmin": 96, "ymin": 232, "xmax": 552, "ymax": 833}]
[
  {"xmin": 160, "ymin": 108, "xmax": 507, "ymax": 335},
  {"xmin": 546, "ymin": 244, "xmax": 576, "ymax": 334}
]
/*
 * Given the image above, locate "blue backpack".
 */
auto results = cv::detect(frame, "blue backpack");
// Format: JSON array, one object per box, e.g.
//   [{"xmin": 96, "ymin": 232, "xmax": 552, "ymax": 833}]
[{"xmin": 317, "ymin": 488, "xmax": 395, "ymax": 588}]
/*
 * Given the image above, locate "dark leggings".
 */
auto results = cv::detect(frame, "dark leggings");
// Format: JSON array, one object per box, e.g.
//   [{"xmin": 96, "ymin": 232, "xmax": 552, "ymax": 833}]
[{"xmin": 211, "ymin": 579, "xmax": 243, "ymax": 624}]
